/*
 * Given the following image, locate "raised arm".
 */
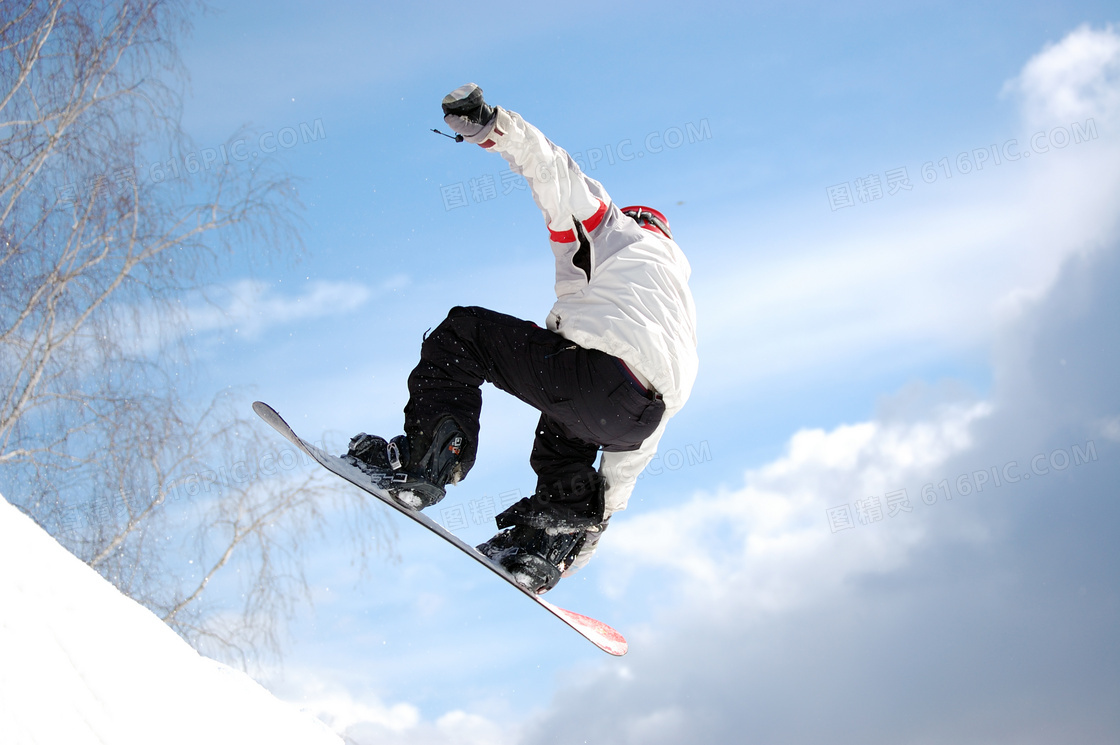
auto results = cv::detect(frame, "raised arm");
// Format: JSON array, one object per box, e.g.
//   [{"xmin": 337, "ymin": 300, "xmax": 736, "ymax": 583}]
[{"xmin": 442, "ymin": 83, "xmax": 610, "ymax": 238}]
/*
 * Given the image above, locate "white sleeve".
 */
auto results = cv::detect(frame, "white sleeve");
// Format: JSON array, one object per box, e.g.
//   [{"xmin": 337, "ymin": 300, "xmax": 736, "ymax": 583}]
[
  {"xmin": 469, "ymin": 107, "xmax": 610, "ymax": 233},
  {"xmin": 597, "ymin": 417, "xmax": 669, "ymax": 518}
]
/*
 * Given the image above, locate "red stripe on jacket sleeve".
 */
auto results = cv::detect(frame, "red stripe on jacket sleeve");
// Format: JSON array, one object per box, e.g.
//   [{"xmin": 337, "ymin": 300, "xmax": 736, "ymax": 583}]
[
  {"xmin": 583, "ymin": 200, "xmax": 608, "ymax": 232},
  {"xmin": 549, "ymin": 200, "xmax": 607, "ymax": 242},
  {"xmin": 477, "ymin": 124, "xmax": 505, "ymax": 149}
]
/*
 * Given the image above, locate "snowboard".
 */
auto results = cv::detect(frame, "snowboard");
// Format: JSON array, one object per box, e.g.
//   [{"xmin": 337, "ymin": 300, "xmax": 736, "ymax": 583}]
[{"xmin": 252, "ymin": 401, "xmax": 628, "ymax": 656}]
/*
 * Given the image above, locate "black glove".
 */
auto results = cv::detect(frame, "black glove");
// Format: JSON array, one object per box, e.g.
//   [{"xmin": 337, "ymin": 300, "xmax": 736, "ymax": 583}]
[{"xmin": 442, "ymin": 83, "xmax": 495, "ymax": 138}]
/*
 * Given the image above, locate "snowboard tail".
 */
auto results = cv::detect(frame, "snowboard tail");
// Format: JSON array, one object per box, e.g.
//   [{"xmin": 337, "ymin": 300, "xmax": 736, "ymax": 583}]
[{"xmin": 252, "ymin": 401, "xmax": 627, "ymax": 656}]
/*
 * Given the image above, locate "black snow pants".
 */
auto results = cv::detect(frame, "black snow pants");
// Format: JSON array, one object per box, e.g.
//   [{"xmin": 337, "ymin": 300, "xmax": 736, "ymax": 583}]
[{"xmin": 403, "ymin": 306, "xmax": 664, "ymax": 526}]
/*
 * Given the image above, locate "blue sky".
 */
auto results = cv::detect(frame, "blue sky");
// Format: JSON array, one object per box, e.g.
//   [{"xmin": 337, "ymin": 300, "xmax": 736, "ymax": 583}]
[{"xmin": 166, "ymin": 2, "xmax": 1119, "ymax": 742}]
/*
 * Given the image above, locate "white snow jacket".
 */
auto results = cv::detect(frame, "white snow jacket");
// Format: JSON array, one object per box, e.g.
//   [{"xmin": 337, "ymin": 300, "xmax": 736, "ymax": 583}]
[{"xmin": 464, "ymin": 108, "xmax": 699, "ymax": 520}]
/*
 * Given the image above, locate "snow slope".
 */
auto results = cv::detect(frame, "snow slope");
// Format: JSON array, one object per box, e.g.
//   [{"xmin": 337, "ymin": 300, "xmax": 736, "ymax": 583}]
[{"xmin": 0, "ymin": 494, "xmax": 342, "ymax": 745}]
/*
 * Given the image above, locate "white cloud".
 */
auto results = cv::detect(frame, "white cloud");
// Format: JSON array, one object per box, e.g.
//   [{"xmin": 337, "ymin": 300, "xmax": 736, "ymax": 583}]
[
  {"xmin": 293, "ymin": 680, "xmax": 421, "ymax": 733},
  {"xmin": 270, "ymin": 672, "xmax": 514, "ymax": 745},
  {"xmin": 113, "ymin": 275, "xmax": 409, "ymax": 357},
  {"xmin": 1004, "ymin": 23, "xmax": 1120, "ymax": 126},
  {"xmin": 604, "ymin": 400, "xmax": 991, "ymax": 610},
  {"xmin": 183, "ymin": 277, "xmax": 402, "ymax": 340}
]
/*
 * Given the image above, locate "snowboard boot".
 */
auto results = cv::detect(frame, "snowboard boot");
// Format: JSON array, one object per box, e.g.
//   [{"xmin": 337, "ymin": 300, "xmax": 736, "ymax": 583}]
[
  {"xmin": 476, "ymin": 524, "xmax": 590, "ymax": 595},
  {"xmin": 345, "ymin": 416, "xmax": 466, "ymax": 510}
]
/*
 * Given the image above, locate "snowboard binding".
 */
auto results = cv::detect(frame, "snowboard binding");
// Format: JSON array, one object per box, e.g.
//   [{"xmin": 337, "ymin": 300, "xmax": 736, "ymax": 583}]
[
  {"xmin": 477, "ymin": 503, "xmax": 608, "ymax": 595},
  {"xmin": 477, "ymin": 524, "xmax": 589, "ymax": 595},
  {"xmin": 345, "ymin": 417, "xmax": 466, "ymax": 510}
]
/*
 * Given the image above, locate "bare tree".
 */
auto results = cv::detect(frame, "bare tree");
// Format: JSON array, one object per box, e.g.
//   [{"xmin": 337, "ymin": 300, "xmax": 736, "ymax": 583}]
[
  {"xmin": 71, "ymin": 391, "xmax": 395, "ymax": 666},
  {"xmin": 0, "ymin": 0, "xmax": 391, "ymax": 663}
]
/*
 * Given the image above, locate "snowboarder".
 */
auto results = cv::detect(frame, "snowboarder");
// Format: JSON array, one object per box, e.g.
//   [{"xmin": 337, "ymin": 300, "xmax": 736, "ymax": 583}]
[{"xmin": 345, "ymin": 83, "xmax": 698, "ymax": 594}]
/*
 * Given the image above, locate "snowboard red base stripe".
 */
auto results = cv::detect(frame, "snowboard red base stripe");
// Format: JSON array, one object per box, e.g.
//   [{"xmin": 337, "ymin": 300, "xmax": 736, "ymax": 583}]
[{"xmin": 253, "ymin": 401, "xmax": 627, "ymax": 656}]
